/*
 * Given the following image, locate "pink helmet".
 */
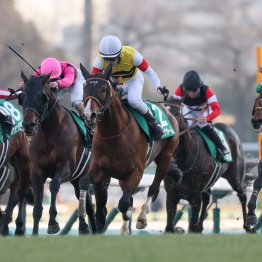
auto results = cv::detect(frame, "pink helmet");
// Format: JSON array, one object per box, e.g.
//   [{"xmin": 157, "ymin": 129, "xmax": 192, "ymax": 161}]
[{"xmin": 40, "ymin": 58, "xmax": 61, "ymax": 79}]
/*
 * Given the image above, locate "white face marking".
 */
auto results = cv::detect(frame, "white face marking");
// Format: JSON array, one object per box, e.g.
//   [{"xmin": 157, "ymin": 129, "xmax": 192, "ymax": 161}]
[{"xmin": 83, "ymin": 99, "xmax": 93, "ymax": 121}]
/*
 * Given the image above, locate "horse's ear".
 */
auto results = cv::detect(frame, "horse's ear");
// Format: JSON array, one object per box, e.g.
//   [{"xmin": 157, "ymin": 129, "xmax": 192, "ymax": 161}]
[
  {"xmin": 80, "ymin": 63, "xmax": 91, "ymax": 80},
  {"xmin": 21, "ymin": 71, "xmax": 28, "ymax": 83},
  {"xmin": 102, "ymin": 64, "xmax": 112, "ymax": 80},
  {"xmin": 41, "ymin": 74, "xmax": 51, "ymax": 85}
]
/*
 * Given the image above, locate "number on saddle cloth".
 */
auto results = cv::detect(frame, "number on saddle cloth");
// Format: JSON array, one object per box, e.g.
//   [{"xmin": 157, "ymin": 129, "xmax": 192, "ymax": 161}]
[{"xmin": 123, "ymin": 100, "xmax": 176, "ymax": 140}]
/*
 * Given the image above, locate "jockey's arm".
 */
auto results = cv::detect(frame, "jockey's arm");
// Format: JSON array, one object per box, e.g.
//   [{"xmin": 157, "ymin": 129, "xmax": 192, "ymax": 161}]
[
  {"xmin": 172, "ymin": 85, "xmax": 184, "ymax": 100},
  {"xmin": 205, "ymin": 87, "xmax": 221, "ymax": 122},
  {"xmin": 134, "ymin": 51, "xmax": 161, "ymax": 89},
  {"xmin": 92, "ymin": 57, "xmax": 103, "ymax": 75},
  {"xmin": 56, "ymin": 66, "xmax": 75, "ymax": 89}
]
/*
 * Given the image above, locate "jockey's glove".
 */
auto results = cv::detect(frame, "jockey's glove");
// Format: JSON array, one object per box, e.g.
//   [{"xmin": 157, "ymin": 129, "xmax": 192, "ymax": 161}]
[
  {"xmin": 157, "ymin": 86, "xmax": 169, "ymax": 98},
  {"xmin": 256, "ymin": 83, "xmax": 262, "ymax": 94}
]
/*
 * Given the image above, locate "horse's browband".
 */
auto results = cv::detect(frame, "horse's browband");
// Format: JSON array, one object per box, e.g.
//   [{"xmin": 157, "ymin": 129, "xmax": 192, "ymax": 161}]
[{"xmin": 87, "ymin": 77, "xmax": 109, "ymax": 84}]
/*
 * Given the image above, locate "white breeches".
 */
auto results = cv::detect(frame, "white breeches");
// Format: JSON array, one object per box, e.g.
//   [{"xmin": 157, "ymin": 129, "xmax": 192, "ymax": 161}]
[
  {"xmin": 122, "ymin": 70, "xmax": 148, "ymax": 115},
  {"xmin": 182, "ymin": 105, "xmax": 212, "ymax": 128},
  {"xmin": 57, "ymin": 69, "xmax": 85, "ymax": 107}
]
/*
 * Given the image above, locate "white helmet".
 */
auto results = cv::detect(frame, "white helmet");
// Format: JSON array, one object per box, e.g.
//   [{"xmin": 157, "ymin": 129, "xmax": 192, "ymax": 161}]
[{"xmin": 99, "ymin": 35, "xmax": 122, "ymax": 58}]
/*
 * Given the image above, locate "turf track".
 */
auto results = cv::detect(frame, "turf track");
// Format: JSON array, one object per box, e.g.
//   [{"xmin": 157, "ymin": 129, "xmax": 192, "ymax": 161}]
[{"xmin": 0, "ymin": 234, "xmax": 261, "ymax": 262}]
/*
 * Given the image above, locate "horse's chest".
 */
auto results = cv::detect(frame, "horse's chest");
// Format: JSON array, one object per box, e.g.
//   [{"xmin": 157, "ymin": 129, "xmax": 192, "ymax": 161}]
[{"xmin": 99, "ymin": 155, "xmax": 135, "ymax": 175}]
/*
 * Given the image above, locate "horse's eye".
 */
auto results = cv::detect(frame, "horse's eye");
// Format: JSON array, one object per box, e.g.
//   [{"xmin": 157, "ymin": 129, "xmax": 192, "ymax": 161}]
[{"xmin": 35, "ymin": 93, "xmax": 48, "ymax": 105}]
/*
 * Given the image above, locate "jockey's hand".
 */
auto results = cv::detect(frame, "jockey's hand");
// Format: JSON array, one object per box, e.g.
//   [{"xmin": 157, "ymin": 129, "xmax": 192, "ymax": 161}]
[
  {"xmin": 157, "ymin": 86, "xmax": 169, "ymax": 100},
  {"xmin": 197, "ymin": 116, "xmax": 207, "ymax": 124},
  {"xmin": 49, "ymin": 82, "xmax": 59, "ymax": 90}
]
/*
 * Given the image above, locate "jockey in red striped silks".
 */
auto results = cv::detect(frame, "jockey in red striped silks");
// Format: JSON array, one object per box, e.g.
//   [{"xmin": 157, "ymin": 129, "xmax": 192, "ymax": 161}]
[{"xmin": 173, "ymin": 70, "xmax": 229, "ymax": 159}]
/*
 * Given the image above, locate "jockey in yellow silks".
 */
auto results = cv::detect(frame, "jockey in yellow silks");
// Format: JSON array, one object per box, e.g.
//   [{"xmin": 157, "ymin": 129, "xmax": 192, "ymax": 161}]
[{"xmin": 92, "ymin": 35, "xmax": 166, "ymax": 140}]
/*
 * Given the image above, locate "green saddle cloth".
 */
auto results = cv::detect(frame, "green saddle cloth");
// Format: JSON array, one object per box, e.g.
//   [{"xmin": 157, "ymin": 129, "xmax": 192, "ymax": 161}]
[
  {"xmin": 0, "ymin": 100, "xmax": 22, "ymax": 143},
  {"xmin": 125, "ymin": 101, "xmax": 176, "ymax": 140},
  {"xmin": 64, "ymin": 107, "xmax": 91, "ymax": 146},
  {"xmin": 194, "ymin": 126, "xmax": 233, "ymax": 163}
]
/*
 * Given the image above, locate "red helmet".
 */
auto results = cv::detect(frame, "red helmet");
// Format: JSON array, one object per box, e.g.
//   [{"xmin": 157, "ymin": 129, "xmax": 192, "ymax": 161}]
[{"xmin": 40, "ymin": 58, "xmax": 61, "ymax": 79}]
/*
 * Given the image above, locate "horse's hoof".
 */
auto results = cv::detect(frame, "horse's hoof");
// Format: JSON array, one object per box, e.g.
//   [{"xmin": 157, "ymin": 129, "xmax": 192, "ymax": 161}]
[
  {"xmin": 136, "ymin": 219, "xmax": 147, "ymax": 229},
  {"xmin": 79, "ymin": 227, "xmax": 90, "ymax": 235},
  {"xmin": 47, "ymin": 223, "xmax": 60, "ymax": 234},
  {"xmin": 246, "ymin": 215, "xmax": 257, "ymax": 226}
]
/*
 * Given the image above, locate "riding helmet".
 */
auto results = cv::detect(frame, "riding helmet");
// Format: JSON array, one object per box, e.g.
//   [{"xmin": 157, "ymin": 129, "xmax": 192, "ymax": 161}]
[
  {"xmin": 99, "ymin": 35, "xmax": 122, "ymax": 59},
  {"xmin": 182, "ymin": 70, "xmax": 203, "ymax": 91},
  {"xmin": 40, "ymin": 58, "xmax": 62, "ymax": 79}
]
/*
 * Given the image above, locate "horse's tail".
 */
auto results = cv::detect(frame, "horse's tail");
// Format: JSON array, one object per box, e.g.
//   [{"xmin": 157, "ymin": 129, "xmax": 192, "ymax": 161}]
[{"xmin": 25, "ymin": 185, "xmax": 34, "ymax": 205}]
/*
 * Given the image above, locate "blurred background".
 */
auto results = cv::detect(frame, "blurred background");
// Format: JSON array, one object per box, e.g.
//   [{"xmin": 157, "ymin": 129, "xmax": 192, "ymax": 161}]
[
  {"xmin": 1, "ymin": 0, "xmax": 262, "ymax": 141},
  {"xmin": 1, "ymin": 0, "xmax": 262, "ymax": 234}
]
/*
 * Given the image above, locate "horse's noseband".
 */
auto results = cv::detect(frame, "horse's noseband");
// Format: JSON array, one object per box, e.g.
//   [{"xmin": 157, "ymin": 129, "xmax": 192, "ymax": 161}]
[{"xmin": 84, "ymin": 78, "xmax": 112, "ymax": 121}]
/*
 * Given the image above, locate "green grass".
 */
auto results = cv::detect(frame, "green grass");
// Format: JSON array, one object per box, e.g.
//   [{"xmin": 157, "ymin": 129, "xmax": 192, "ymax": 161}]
[{"xmin": 0, "ymin": 234, "xmax": 262, "ymax": 262}]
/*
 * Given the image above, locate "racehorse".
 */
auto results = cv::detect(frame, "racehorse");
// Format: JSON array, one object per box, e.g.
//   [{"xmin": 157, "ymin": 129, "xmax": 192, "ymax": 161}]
[
  {"xmin": 20, "ymin": 72, "xmax": 96, "ymax": 235},
  {"xmin": 164, "ymin": 97, "xmax": 254, "ymax": 233},
  {"xmin": 246, "ymin": 94, "xmax": 262, "ymax": 226},
  {"xmin": 78, "ymin": 64, "xmax": 179, "ymax": 234},
  {"xmin": 0, "ymin": 101, "xmax": 31, "ymax": 236}
]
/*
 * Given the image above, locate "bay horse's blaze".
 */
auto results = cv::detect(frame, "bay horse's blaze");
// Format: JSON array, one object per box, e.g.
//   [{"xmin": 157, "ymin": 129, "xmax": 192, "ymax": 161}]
[
  {"xmin": 20, "ymin": 72, "xmax": 96, "ymax": 235},
  {"xmin": 164, "ymin": 98, "xmax": 255, "ymax": 233},
  {"xmin": 78, "ymin": 64, "xmax": 179, "ymax": 234}
]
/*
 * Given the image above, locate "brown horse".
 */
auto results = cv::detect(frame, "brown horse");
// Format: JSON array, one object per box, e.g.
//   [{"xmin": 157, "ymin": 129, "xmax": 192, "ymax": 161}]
[
  {"xmin": 164, "ymin": 98, "xmax": 255, "ymax": 233},
  {"xmin": 247, "ymin": 94, "xmax": 262, "ymax": 226},
  {"xmin": 20, "ymin": 72, "xmax": 96, "ymax": 235},
  {"xmin": 78, "ymin": 64, "xmax": 179, "ymax": 234},
  {"xmin": 0, "ymin": 102, "xmax": 31, "ymax": 236}
]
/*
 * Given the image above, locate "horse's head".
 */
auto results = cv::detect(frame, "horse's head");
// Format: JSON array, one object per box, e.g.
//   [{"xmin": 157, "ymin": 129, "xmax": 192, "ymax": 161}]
[
  {"xmin": 165, "ymin": 97, "xmax": 187, "ymax": 130},
  {"xmin": 20, "ymin": 71, "xmax": 57, "ymax": 136},
  {"xmin": 251, "ymin": 94, "xmax": 262, "ymax": 132},
  {"xmin": 80, "ymin": 64, "xmax": 113, "ymax": 128}
]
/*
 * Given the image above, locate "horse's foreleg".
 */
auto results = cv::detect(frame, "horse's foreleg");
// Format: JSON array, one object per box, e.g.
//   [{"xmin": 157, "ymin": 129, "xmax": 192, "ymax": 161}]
[
  {"xmin": 78, "ymin": 172, "xmax": 93, "ymax": 233},
  {"xmin": 189, "ymin": 194, "xmax": 201, "ymax": 233},
  {"xmin": 197, "ymin": 190, "xmax": 211, "ymax": 233},
  {"xmin": 94, "ymin": 181, "xmax": 110, "ymax": 233},
  {"xmin": 136, "ymin": 196, "xmax": 152, "ymax": 229},
  {"xmin": 0, "ymin": 180, "xmax": 21, "ymax": 236},
  {"xmin": 48, "ymin": 177, "xmax": 61, "ymax": 234},
  {"xmin": 118, "ymin": 179, "xmax": 136, "ymax": 234},
  {"xmin": 32, "ymin": 177, "xmax": 44, "ymax": 236},
  {"xmin": 120, "ymin": 205, "xmax": 135, "ymax": 235},
  {"xmin": 15, "ymin": 197, "xmax": 26, "ymax": 236},
  {"xmin": 247, "ymin": 174, "xmax": 262, "ymax": 226}
]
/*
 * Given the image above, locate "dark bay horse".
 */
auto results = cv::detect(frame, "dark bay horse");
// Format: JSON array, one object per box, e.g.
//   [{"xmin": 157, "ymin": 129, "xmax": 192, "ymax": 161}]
[
  {"xmin": 247, "ymin": 94, "xmax": 262, "ymax": 226},
  {"xmin": 20, "ymin": 72, "xmax": 96, "ymax": 235},
  {"xmin": 0, "ymin": 102, "xmax": 31, "ymax": 235},
  {"xmin": 164, "ymin": 98, "xmax": 254, "ymax": 233},
  {"xmin": 78, "ymin": 64, "xmax": 179, "ymax": 234}
]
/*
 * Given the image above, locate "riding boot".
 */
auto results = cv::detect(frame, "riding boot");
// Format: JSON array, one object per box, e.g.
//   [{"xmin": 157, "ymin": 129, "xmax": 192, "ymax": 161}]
[
  {"xmin": 143, "ymin": 110, "xmax": 164, "ymax": 140},
  {"xmin": 73, "ymin": 102, "xmax": 93, "ymax": 145},
  {"xmin": 202, "ymin": 125, "xmax": 229, "ymax": 161}
]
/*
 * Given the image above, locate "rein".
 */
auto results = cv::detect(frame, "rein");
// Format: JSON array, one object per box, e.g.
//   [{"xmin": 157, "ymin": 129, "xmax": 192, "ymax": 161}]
[{"xmin": 85, "ymin": 77, "xmax": 120, "ymax": 119}]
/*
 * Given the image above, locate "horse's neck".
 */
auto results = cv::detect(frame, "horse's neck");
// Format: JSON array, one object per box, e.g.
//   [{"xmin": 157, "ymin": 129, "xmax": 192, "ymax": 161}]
[
  {"xmin": 41, "ymin": 104, "xmax": 62, "ymax": 134},
  {"xmin": 96, "ymin": 99, "xmax": 129, "ymax": 137},
  {"xmin": 177, "ymin": 118, "xmax": 198, "ymax": 159}
]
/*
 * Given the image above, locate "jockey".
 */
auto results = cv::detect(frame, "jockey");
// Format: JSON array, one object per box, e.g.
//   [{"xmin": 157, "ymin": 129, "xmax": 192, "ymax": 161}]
[
  {"xmin": 173, "ymin": 70, "xmax": 230, "ymax": 160},
  {"xmin": 92, "ymin": 35, "xmax": 166, "ymax": 140},
  {"xmin": 20, "ymin": 58, "xmax": 86, "ymax": 119}
]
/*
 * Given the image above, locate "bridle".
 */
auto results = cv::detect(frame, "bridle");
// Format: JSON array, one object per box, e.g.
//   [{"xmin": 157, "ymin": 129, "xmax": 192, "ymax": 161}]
[{"xmin": 84, "ymin": 77, "xmax": 119, "ymax": 120}]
